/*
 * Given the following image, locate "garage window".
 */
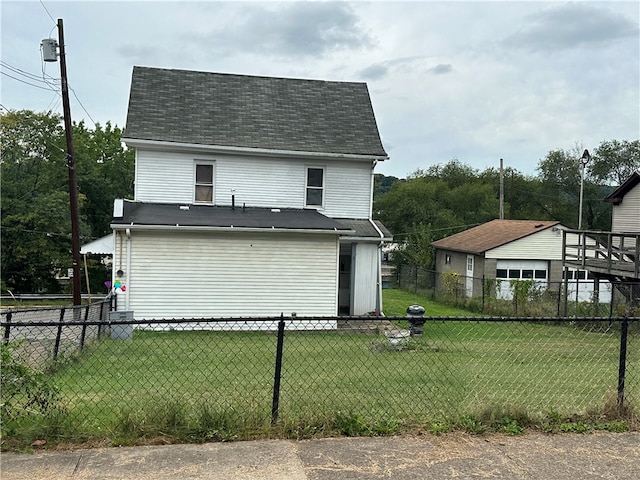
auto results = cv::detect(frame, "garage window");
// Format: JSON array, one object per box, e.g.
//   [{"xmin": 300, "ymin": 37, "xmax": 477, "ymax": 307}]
[{"xmin": 534, "ymin": 270, "xmax": 547, "ymax": 279}]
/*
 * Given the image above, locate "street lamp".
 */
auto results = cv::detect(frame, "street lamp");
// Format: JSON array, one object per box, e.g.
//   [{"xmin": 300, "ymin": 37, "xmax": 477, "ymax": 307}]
[{"xmin": 578, "ymin": 149, "xmax": 591, "ymax": 230}]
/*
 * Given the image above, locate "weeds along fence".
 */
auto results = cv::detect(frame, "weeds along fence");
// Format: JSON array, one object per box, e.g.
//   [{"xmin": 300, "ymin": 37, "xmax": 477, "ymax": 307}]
[
  {"xmin": 1, "ymin": 313, "xmax": 637, "ymax": 444},
  {"xmin": 395, "ymin": 264, "xmax": 639, "ymax": 317}
]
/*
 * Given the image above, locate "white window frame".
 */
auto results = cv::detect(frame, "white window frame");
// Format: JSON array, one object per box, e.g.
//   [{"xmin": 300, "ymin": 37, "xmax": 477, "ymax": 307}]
[
  {"xmin": 194, "ymin": 161, "xmax": 215, "ymax": 204},
  {"xmin": 305, "ymin": 165, "xmax": 325, "ymax": 209}
]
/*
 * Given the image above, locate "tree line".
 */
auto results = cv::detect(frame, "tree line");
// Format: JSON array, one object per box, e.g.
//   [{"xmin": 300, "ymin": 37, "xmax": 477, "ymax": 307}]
[
  {"xmin": 374, "ymin": 141, "xmax": 639, "ymax": 268},
  {"xmin": 1, "ymin": 110, "xmax": 134, "ymax": 294},
  {"xmin": 1, "ymin": 109, "xmax": 638, "ymax": 292}
]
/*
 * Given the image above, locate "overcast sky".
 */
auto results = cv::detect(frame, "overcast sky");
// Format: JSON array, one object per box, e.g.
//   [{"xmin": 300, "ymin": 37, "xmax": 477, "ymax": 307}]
[{"xmin": 2, "ymin": 1, "xmax": 638, "ymax": 178}]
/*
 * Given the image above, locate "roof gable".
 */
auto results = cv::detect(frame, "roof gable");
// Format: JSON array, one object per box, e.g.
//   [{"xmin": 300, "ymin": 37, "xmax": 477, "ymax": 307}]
[
  {"xmin": 604, "ymin": 171, "xmax": 640, "ymax": 205},
  {"xmin": 124, "ymin": 66, "xmax": 387, "ymax": 158},
  {"xmin": 431, "ymin": 219, "xmax": 561, "ymax": 254}
]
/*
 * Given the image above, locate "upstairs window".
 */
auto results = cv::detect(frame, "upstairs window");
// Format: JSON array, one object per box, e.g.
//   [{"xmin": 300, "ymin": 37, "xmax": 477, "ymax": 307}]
[
  {"xmin": 195, "ymin": 163, "xmax": 214, "ymax": 203},
  {"xmin": 305, "ymin": 167, "xmax": 324, "ymax": 208}
]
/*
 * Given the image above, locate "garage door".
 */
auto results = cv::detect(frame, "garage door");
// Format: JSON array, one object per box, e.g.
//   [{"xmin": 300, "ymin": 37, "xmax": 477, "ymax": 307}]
[{"xmin": 495, "ymin": 260, "xmax": 548, "ymax": 299}]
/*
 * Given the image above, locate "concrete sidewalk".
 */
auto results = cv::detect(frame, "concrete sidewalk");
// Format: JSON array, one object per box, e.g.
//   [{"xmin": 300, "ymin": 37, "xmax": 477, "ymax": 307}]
[{"xmin": 1, "ymin": 432, "xmax": 638, "ymax": 479}]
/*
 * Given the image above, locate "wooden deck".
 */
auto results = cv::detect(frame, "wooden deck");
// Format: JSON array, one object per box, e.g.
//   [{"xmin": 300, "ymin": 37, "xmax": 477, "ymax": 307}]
[{"xmin": 563, "ymin": 230, "xmax": 640, "ymax": 280}]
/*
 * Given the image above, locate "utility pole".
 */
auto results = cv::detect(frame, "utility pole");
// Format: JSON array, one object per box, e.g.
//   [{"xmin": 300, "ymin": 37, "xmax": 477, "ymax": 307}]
[
  {"xmin": 499, "ymin": 158, "xmax": 504, "ymax": 220},
  {"xmin": 43, "ymin": 19, "xmax": 82, "ymax": 306}
]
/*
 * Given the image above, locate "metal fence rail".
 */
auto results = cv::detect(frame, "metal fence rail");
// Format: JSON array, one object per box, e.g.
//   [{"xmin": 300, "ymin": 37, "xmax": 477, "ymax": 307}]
[
  {"xmin": 395, "ymin": 264, "xmax": 640, "ymax": 317},
  {"xmin": 1, "ymin": 312, "xmax": 637, "ymax": 439},
  {"xmin": 1, "ymin": 297, "xmax": 113, "ymax": 368}
]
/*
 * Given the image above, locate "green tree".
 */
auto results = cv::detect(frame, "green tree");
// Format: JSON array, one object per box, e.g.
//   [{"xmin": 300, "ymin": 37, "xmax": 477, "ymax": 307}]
[
  {"xmin": 1, "ymin": 110, "xmax": 134, "ymax": 293},
  {"xmin": 536, "ymin": 147, "xmax": 611, "ymax": 230},
  {"xmin": 1, "ymin": 111, "xmax": 70, "ymax": 292},
  {"xmin": 589, "ymin": 140, "xmax": 640, "ymax": 186}
]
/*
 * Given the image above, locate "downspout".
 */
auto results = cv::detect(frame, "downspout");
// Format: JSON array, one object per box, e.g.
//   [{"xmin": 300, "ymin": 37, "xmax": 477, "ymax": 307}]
[
  {"xmin": 369, "ymin": 160, "xmax": 383, "ymax": 313},
  {"xmin": 369, "ymin": 160, "xmax": 377, "ymax": 217},
  {"xmin": 125, "ymin": 228, "xmax": 131, "ymax": 311},
  {"xmin": 369, "ymin": 218, "xmax": 385, "ymax": 315}
]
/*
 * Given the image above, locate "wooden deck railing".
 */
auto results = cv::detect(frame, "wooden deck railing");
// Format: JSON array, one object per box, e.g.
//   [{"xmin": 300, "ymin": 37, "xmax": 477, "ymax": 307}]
[{"xmin": 562, "ymin": 229, "xmax": 640, "ymax": 279}]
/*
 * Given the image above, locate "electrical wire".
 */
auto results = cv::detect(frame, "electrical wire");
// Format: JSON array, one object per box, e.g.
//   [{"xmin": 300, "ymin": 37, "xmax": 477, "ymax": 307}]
[
  {"xmin": 0, "ymin": 71, "xmax": 57, "ymax": 92},
  {"xmin": 0, "ymin": 61, "xmax": 57, "ymax": 83},
  {"xmin": 71, "ymin": 88, "xmax": 97, "ymax": 127},
  {"xmin": 39, "ymin": 0, "xmax": 57, "ymax": 25}
]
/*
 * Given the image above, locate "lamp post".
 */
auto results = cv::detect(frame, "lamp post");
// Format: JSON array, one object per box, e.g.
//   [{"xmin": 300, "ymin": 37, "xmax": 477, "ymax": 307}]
[{"xmin": 578, "ymin": 149, "xmax": 591, "ymax": 230}]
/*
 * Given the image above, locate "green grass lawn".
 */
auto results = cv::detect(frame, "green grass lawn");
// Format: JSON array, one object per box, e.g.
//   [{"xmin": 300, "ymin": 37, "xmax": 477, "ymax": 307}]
[
  {"xmin": 2, "ymin": 289, "xmax": 636, "ymax": 448},
  {"xmin": 381, "ymin": 288, "xmax": 480, "ymax": 317}
]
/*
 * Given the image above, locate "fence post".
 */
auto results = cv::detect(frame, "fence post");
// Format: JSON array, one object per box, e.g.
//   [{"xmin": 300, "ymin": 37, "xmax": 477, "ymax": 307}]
[
  {"xmin": 53, "ymin": 307, "xmax": 65, "ymax": 360},
  {"xmin": 482, "ymin": 275, "xmax": 486, "ymax": 312},
  {"xmin": 80, "ymin": 304, "xmax": 90, "ymax": 352},
  {"xmin": 617, "ymin": 317, "xmax": 629, "ymax": 415},
  {"xmin": 271, "ymin": 313, "xmax": 286, "ymax": 425},
  {"xmin": 3, "ymin": 311, "xmax": 11, "ymax": 344},
  {"xmin": 98, "ymin": 300, "xmax": 106, "ymax": 338}
]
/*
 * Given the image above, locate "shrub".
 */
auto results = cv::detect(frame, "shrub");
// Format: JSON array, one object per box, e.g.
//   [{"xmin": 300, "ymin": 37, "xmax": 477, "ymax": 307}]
[{"xmin": 1, "ymin": 342, "xmax": 60, "ymax": 431}]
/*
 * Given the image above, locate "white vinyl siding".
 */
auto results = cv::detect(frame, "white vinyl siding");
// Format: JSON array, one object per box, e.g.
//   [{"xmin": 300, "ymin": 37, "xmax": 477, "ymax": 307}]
[
  {"xmin": 611, "ymin": 184, "xmax": 640, "ymax": 233},
  {"xmin": 120, "ymin": 230, "xmax": 339, "ymax": 319},
  {"xmin": 486, "ymin": 227, "xmax": 565, "ymax": 260},
  {"xmin": 135, "ymin": 150, "xmax": 202, "ymax": 203},
  {"xmin": 134, "ymin": 148, "xmax": 372, "ymax": 218}
]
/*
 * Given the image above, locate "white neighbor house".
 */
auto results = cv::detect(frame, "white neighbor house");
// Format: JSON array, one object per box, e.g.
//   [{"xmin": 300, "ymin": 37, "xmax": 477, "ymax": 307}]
[{"xmin": 111, "ymin": 67, "xmax": 392, "ymax": 323}]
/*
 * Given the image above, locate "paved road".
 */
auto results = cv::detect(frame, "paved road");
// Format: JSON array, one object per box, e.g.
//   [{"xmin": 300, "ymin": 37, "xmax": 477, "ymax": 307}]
[{"xmin": 1, "ymin": 432, "xmax": 638, "ymax": 479}]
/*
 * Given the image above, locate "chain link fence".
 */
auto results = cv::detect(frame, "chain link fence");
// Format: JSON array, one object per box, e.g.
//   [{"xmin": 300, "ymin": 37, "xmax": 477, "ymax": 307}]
[
  {"xmin": 396, "ymin": 264, "xmax": 639, "ymax": 317},
  {"xmin": 1, "ymin": 307, "xmax": 637, "ymax": 444}
]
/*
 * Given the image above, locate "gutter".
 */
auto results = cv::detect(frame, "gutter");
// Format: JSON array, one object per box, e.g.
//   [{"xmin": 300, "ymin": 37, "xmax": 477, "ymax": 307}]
[
  {"xmin": 122, "ymin": 138, "xmax": 389, "ymax": 163},
  {"xmin": 110, "ymin": 223, "xmax": 354, "ymax": 236}
]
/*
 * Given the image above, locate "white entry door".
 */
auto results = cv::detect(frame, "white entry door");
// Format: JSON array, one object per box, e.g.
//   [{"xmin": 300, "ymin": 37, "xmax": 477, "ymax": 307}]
[{"xmin": 466, "ymin": 255, "xmax": 474, "ymax": 297}]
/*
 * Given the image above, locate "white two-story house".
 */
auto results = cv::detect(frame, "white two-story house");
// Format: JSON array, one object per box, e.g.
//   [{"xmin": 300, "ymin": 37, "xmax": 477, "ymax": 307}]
[{"xmin": 111, "ymin": 66, "xmax": 391, "ymax": 322}]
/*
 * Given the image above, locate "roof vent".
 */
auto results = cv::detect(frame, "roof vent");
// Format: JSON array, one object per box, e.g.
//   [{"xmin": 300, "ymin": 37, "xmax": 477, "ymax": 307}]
[
  {"xmin": 271, "ymin": 208, "xmax": 281, "ymax": 213},
  {"xmin": 534, "ymin": 223, "xmax": 543, "ymax": 228},
  {"xmin": 179, "ymin": 205, "xmax": 190, "ymax": 211}
]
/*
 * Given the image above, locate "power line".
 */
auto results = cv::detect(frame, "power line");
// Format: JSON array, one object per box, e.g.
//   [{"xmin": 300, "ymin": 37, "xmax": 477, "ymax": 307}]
[
  {"xmin": 1, "ymin": 71, "xmax": 57, "ymax": 92},
  {"xmin": 0, "ymin": 60, "xmax": 57, "ymax": 83},
  {"xmin": 2, "ymin": 58, "xmax": 97, "ymax": 127},
  {"xmin": 39, "ymin": 0, "xmax": 56, "ymax": 24},
  {"xmin": 70, "ymin": 88, "xmax": 97, "ymax": 127}
]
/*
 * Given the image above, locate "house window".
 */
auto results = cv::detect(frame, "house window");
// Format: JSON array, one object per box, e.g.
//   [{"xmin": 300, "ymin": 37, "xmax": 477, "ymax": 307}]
[
  {"xmin": 195, "ymin": 163, "xmax": 214, "ymax": 203},
  {"xmin": 305, "ymin": 167, "xmax": 324, "ymax": 208},
  {"xmin": 445, "ymin": 254, "xmax": 451, "ymax": 265}
]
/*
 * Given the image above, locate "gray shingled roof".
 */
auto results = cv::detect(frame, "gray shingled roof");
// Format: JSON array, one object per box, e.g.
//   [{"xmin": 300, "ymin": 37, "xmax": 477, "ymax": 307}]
[
  {"xmin": 124, "ymin": 66, "xmax": 387, "ymax": 157},
  {"xmin": 336, "ymin": 219, "xmax": 393, "ymax": 240},
  {"xmin": 112, "ymin": 201, "xmax": 353, "ymax": 233}
]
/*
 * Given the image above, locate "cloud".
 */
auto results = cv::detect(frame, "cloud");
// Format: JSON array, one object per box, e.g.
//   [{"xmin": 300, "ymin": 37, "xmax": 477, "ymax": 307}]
[
  {"xmin": 358, "ymin": 56, "xmax": 447, "ymax": 81},
  {"xmin": 186, "ymin": 3, "xmax": 372, "ymax": 59},
  {"xmin": 503, "ymin": 3, "xmax": 639, "ymax": 52},
  {"xmin": 359, "ymin": 63, "xmax": 388, "ymax": 81},
  {"xmin": 116, "ymin": 45, "xmax": 162, "ymax": 65},
  {"xmin": 429, "ymin": 64, "xmax": 453, "ymax": 75}
]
